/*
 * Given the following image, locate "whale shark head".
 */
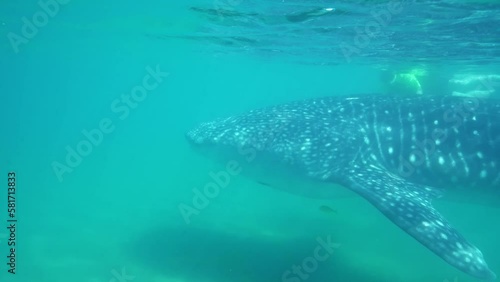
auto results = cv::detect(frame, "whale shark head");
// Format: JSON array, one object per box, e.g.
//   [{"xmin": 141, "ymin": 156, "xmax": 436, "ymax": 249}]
[
  {"xmin": 185, "ymin": 101, "xmax": 358, "ymax": 199},
  {"xmin": 186, "ymin": 108, "xmax": 297, "ymax": 152},
  {"xmin": 185, "ymin": 114, "xmax": 280, "ymax": 166},
  {"xmin": 186, "ymin": 98, "xmax": 364, "ymax": 181}
]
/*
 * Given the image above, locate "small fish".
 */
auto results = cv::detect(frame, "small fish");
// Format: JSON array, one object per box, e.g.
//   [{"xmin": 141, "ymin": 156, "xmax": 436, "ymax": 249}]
[{"xmin": 319, "ymin": 205, "xmax": 337, "ymax": 214}]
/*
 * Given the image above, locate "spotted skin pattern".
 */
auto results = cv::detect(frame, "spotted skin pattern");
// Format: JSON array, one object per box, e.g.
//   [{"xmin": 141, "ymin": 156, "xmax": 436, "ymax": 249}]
[{"xmin": 186, "ymin": 95, "xmax": 500, "ymax": 280}]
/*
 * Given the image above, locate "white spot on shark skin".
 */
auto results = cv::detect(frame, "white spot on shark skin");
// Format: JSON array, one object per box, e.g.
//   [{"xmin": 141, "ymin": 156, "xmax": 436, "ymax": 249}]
[
  {"xmin": 434, "ymin": 120, "xmax": 439, "ymax": 125},
  {"xmin": 477, "ymin": 152, "xmax": 484, "ymax": 159},
  {"xmin": 480, "ymin": 170, "xmax": 487, "ymax": 178},
  {"xmin": 386, "ymin": 126, "xmax": 392, "ymax": 132},
  {"xmin": 440, "ymin": 233, "xmax": 448, "ymax": 240},
  {"xmin": 388, "ymin": 147, "xmax": 394, "ymax": 154},
  {"xmin": 410, "ymin": 154, "xmax": 416, "ymax": 163},
  {"xmin": 364, "ymin": 137, "xmax": 370, "ymax": 144},
  {"xmin": 439, "ymin": 156, "xmax": 445, "ymax": 165},
  {"xmin": 450, "ymin": 155, "xmax": 457, "ymax": 167}
]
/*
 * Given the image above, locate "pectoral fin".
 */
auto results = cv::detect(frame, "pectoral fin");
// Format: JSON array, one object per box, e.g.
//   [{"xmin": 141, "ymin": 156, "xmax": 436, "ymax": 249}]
[{"xmin": 341, "ymin": 164, "xmax": 496, "ymax": 280}]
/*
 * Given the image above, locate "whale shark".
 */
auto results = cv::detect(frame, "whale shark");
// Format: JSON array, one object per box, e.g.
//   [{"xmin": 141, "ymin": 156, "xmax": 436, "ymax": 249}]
[{"xmin": 185, "ymin": 95, "xmax": 500, "ymax": 280}]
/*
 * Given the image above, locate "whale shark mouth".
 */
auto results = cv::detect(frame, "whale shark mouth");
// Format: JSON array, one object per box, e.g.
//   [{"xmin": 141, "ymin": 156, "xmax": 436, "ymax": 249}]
[{"xmin": 185, "ymin": 95, "xmax": 499, "ymax": 280}]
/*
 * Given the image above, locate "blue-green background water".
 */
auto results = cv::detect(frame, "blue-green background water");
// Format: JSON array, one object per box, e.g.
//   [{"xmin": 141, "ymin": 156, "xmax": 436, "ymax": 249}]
[{"xmin": 1, "ymin": 1, "xmax": 499, "ymax": 281}]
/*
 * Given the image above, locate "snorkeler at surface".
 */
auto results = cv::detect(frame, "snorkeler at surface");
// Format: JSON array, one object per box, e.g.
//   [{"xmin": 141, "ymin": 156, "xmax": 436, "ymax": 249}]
[
  {"xmin": 449, "ymin": 74, "xmax": 500, "ymax": 98},
  {"xmin": 380, "ymin": 69, "xmax": 423, "ymax": 96}
]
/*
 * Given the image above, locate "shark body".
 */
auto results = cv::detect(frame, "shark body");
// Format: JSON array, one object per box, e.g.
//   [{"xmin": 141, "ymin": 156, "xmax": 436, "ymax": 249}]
[{"xmin": 186, "ymin": 95, "xmax": 500, "ymax": 280}]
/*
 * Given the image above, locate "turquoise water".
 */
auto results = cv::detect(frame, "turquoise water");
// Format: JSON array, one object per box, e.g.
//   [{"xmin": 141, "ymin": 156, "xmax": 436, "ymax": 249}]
[{"xmin": 1, "ymin": 1, "xmax": 499, "ymax": 282}]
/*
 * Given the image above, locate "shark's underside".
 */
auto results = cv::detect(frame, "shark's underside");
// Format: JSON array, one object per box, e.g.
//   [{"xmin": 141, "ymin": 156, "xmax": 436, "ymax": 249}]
[{"xmin": 186, "ymin": 95, "xmax": 500, "ymax": 280}]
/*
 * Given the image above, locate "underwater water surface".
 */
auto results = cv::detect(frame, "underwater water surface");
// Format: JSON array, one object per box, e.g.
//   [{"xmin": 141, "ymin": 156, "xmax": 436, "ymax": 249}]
[{"xmin": 1, "ymin": 0, "xmax": 500, "ymax": 282}]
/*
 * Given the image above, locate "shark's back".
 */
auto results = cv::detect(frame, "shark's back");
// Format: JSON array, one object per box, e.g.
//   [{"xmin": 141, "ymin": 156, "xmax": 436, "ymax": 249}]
[
  {"xmin": 340, "ymin": 95, "xmax": 500, "ymax": 188},
  {"xmin": 191, "ymin": 95, "xmax": 500, "ymax": 187}
]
